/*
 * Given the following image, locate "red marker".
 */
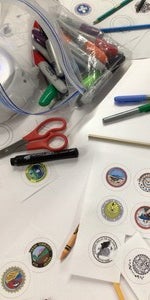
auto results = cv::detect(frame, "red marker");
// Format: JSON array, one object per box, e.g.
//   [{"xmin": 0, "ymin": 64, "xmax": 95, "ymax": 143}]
[
  {"xmin": 33, "ymin": 50, "xmax": 67, "ymax": 94},
  {"xmin": 60, "ymin": 22, "xmax": 108, "ymax": 65}
]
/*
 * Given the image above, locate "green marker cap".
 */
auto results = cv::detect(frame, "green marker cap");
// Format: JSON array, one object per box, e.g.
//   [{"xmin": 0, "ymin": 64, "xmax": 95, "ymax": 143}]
[
  {"xmin": 39, "ymin": 84, "xmax": 58, "ymax": 107},
  {"xmin": 138, "ymin": 103, "xmax": 150, "ymax": 113},
  {"xmin": 82, "ymin": 70, "xmax": 101, "ymax": 89}
]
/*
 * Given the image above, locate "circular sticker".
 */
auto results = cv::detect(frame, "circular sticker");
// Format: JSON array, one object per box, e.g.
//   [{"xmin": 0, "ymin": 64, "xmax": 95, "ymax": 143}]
[
  {"xmin": 138, "ymin": 173, "xmax": 150, "ymax": 193},
  {"xmin": 25, "ymin": 238, "xmax": 56, "ymax": 272},
  {"xmin": 105, "ymin": 166, "xmax": 127, "ymax": 188},
  {"xmin": 100, "ymin": 199, "xmax": 124, "ymax": 222},
  {"xmin": 124, "ymin": 248, "xmax": 150, "ymax": 284},
  {"xmin": 25, "ymin": 163, "xmax": 47, "ymax": 183},
  {"xmin": 1, "ymin": 266, "xmax": 25, "ymax": 293},
  {"xmin": 74, "ymin": 3, "xmax": 92, "ymax": 15},
  {"xmin": 135, "ymin": 206, "xmax": 150, "ymax": 230},
  {"xmin": 89, "ymin": 233, "xmax": 119, "ymax": 265},
  {"xmin": 0, "ymin": 261, "xmax": 30, "ymax": 298},
  {"xmin": 134, "ymin": 169, "xmax": 150, "ymax": 196},
  {"xmin": 29, "ymin": 242, "xmax": 53, "ymax": 268}
]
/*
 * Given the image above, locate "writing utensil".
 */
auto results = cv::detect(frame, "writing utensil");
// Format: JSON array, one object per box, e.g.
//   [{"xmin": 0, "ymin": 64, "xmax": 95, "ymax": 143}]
[
  {"xmin": 63, "ymin": 33, "xmax": 106, "ymax": 72},
  {"xmin": 45, "ymin": 39, "xmax": 64, "ymax": 78},
  {"xmin": 10, "ymin": 148, "xmax": 79, "ymax": 166},
  {"xmin": 60, "ymin": 225, "xmax": 79, "ymax": 261},
  {"xmin": 38, "ymin": 84, "xmax": 58, "ymax": 107},
  {"xmin": 60, "ymin": 22, "xmax": 108, "ymax": 65},
  {"xmin": 136, "ymin": 0, "xmax": 146, "ymax": 12},
  {"xmin": 79, "ymin": 31, "xmax": 119, "ymax": 58},
  {"xmin": 103, "ymin": 103, "xmax": 150, "ymax": 124},
  {"xmin": 93, "ymin": 0, "xmax": 134, "ymax": 25},
  {"xmin": 88, "ymin": 134, "xmax": 150, "ymax": 147},
  {"xmin": 114, "ymin": 94, "xmax": 150, "ymax": 104},
  {"xmin": 101, "ymin": 24, "xmax": 150, "ymax": 33},
  {"xmin": 59, "ymin": 16, "xmax": 102, "ymax": 36},
  {"xmin": 33, "ymin": 50, "xmax": 67, "ymax": 94},
  {"xmin": 113, "ymin": 283, "xmax": 125, "ymax": 300}
]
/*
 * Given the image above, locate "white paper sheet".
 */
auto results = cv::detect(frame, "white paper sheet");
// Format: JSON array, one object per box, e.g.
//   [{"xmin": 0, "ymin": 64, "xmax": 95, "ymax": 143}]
[
  {"xmin": 115, "ymin": 232, "xmax": 150, "ymax": 300},
  {"xmin": 88, "ymin": 58, "xmax": 150, "ymax": 145}
]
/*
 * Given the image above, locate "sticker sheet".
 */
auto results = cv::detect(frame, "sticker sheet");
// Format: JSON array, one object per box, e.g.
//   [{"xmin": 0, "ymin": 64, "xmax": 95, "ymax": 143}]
[
  {"xmin": 70, "ymin": 146, "xmax": 150, "ymax": 282},
  {"xmin": 115, "ymin": 232, "xmax": 150, "ymax": 300},
  {"xmin": 59, "ymin": 0, "xmax": 150, "ymax": 59}
]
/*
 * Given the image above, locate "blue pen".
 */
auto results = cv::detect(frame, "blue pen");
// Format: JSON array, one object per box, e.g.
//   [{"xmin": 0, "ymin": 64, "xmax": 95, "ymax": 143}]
[
  {"xmin": 114, "ymin": 94, "xmax": 150, "ymax": 104},
  {"xmin": 101, "ymin": 24, "xmax": 150, "ymax": 33}
]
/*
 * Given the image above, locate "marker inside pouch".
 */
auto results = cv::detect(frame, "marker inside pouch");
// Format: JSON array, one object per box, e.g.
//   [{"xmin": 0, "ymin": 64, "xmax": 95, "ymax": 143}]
[{"xmin": 38, "ymin": 84, "xmax": 58, "ymax": 107}]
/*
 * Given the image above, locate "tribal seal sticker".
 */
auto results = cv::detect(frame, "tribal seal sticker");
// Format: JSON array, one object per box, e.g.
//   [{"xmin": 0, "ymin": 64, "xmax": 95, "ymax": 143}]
[
  {"xmin": 29, "ymin": 242, "xmax": 53, "ymax": 268},
  {"xmin": 1, "ymin": 266, "xmax": 25, "ymax": 293},
  {"xmin": 25, "ymin": 163, "xmax": 47, "ymax": 183},
  {"xmin": 124, "ymin": 248, "xmax": 150, "ymax": 284},
  {"xmin": 74, "ymin": 3, "xmax": 92, "ymax": 15},
  {"xmin": 89, "ymin": 233, "xmax": 119, "ymax": 266},
  {"xmin": 100, "ymin": 198, "xmax": 124, "ymax": 223},
  {"xmin": 103, "ymin": 165, "xmax": 129, "ymax": 190},
  {"xmin": 134, "ymin": 205, "xmax": 150, "ymax": 230},
  {"xmin": 138, "ymin": 173, "xmax": 150, "ymax": 193}
]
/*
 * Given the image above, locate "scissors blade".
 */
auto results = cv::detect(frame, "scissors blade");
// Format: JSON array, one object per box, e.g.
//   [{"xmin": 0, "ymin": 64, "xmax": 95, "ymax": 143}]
[{"xmin": 0, "ymin": 139, "xmax": 27, "ymax": 158}]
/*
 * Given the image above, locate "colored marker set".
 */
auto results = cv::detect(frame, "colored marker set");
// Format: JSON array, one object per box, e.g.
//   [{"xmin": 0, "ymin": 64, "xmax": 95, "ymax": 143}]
[{"xmin": 0, "ymin": 0, "xmax": 129, "ymax": 117}]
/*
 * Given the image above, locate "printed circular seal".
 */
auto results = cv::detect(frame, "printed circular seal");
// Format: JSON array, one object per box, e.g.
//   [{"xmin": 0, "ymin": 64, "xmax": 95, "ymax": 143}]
[
  {"xmin": 99, "ymin": 198, "xmax": 125, "ymax": 223},
  {"xmin": 103, "ymin": 164, "xmax": 130, "ymax": 190},
  {"xmin": 131, "ymin": 204, "xmax": 150, "ymax": 233},
  {"xmin": 89, "ymin": 233, "xmax": 120, "ymax": 266},
  {"xmin": 25, "ymin": 238, "xmax": 56, "ymax": 272},
  {"xmin": 25, "ymin": 163, "xmax": 47, "ymax": 183},
  {"xmin": 1, "ymin": 266, "xmax": 25, "ymax": 293},
  {"xmin": 0, "ymin": 261, "xmax": 30, "ymax": 298},
  {"xmin": 29, "ymin": 242, "xmax": 53, "ymax": 268},
  {"xmin": 134, "ymin": 169, "xmax": 150, "ymax": 196},
  {"xmin": 74, "ymin": 3, "xmax": 92, "ymax": 15},
  {"xmin": 124, "ymin": 248, "xmax": 150, "ymax": 284}
]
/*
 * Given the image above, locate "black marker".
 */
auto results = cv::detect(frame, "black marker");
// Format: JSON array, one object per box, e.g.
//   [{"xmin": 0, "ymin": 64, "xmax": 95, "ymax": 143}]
[
  {"xmin": 10, "ymin": 148, "xmax": 79, "ymax": 166},
  {"xmin": 136, "ymin": 0, "xmax": 146, "ymax": 12}
]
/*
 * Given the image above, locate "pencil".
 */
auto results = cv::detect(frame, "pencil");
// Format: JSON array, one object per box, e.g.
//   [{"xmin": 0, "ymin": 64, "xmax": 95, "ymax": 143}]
[
  {"xmin": 60, "ymin": 225, "xmax": 79, "ymax": 261},
  {"xmin": 113, "ymin": 283, "xmax": 125, "ymax": 300},
  {"xmin": 88, "ymin": 134, "xmax": 150, "ymax": 148},
  {"xmin": 93, "ymin": 0, "xmax": 134, "ymax": 25}
]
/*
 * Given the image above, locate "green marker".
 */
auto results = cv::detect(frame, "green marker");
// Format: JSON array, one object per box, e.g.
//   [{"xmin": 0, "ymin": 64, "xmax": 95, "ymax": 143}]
[
  {"xmin": 39, "ymin": 84, "xmax": 58, "ymax": 107},
  {"xmin": 103, "ymin": 103, "xmax": 150, "ymax": 124},
  {"xmin": 82, "ymin": 70, "xmax": 101, "ymax": 89},
  {"xmin": 93, "ymin": 0, "xmax": 134, "ymax": 25}
]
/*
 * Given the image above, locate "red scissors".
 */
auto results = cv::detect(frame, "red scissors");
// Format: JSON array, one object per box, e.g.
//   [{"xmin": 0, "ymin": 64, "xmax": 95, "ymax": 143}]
[{"xmin": 0, "ymin": 117, "xmax": 68, "ymax": 158}]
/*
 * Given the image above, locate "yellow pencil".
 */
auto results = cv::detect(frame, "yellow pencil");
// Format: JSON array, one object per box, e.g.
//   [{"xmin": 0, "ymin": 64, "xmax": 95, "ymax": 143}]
[
  {"xmin": 60, "ymin": 224, "xmax": 79, "ymax": 261},
  {"xmin": 113, "ymin": 282, "xmax": 125, "ymax": 300}
]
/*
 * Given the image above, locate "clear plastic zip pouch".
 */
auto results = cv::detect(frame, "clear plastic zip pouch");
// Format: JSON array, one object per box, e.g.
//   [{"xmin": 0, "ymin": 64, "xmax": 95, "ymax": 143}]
[{"xmin": 0, "ymin": 0, "xmax": 131, "ymax": 122}]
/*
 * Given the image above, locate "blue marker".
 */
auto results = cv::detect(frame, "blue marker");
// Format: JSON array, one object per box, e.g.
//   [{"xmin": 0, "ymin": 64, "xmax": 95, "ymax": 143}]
[
  {"xmin": 101, "ymin": 24, "xmax": 150, "ymax": 33},
  {"xmin": 114, "ymin": 94, "xmax": 150, "ymax": 104}
]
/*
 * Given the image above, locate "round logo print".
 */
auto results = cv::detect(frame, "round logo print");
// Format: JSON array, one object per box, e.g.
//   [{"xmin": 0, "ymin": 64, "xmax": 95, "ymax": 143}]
[
  {"xmin": 91, "ymin": 235, "xmax": 118, "ymax": 263},
  {"xmin": 1, "ymin": 266, "xmax": 25, "ymax": 293},
  {"xmin": 124, "ymin": 248, "xmax": 150, "ymax": 284},
  {"xmin": 101, "ymin": 199, "xmax": 124, "ymax": 222},
  {"xmin": 135, "ymin": 206, "xmax": 150, "ymax": 230},
  {"xmin": 138, "ymin": 173, "xmax": 150, "ymax": 193},
  {"xmin": 74, "ymin": 3, "xmax": 92, "ymax": 15},
  {"xmin": 29, "ymin": 242, "xmax": 53, "ymax": 268},
  {"xmin": 25, "ymin": 163, "xmax": 47, "ymax": 183},
  {"xmin": 106, "ymin": 167, "xmax": 127, "ymax": 188},
  {"xmin": 132, "ymin": 254, "xmax": 150, "ymax": 276}
]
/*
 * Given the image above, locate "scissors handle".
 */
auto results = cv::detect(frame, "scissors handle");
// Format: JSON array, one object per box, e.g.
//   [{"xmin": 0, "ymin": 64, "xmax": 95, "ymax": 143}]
[
  {"xmin": 26, "ymin": 133, "xmax": 68, "ymax": 152},
  {"xmin": 23, "ymin": 117, "xmax": 67, "ymax": 142}
]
